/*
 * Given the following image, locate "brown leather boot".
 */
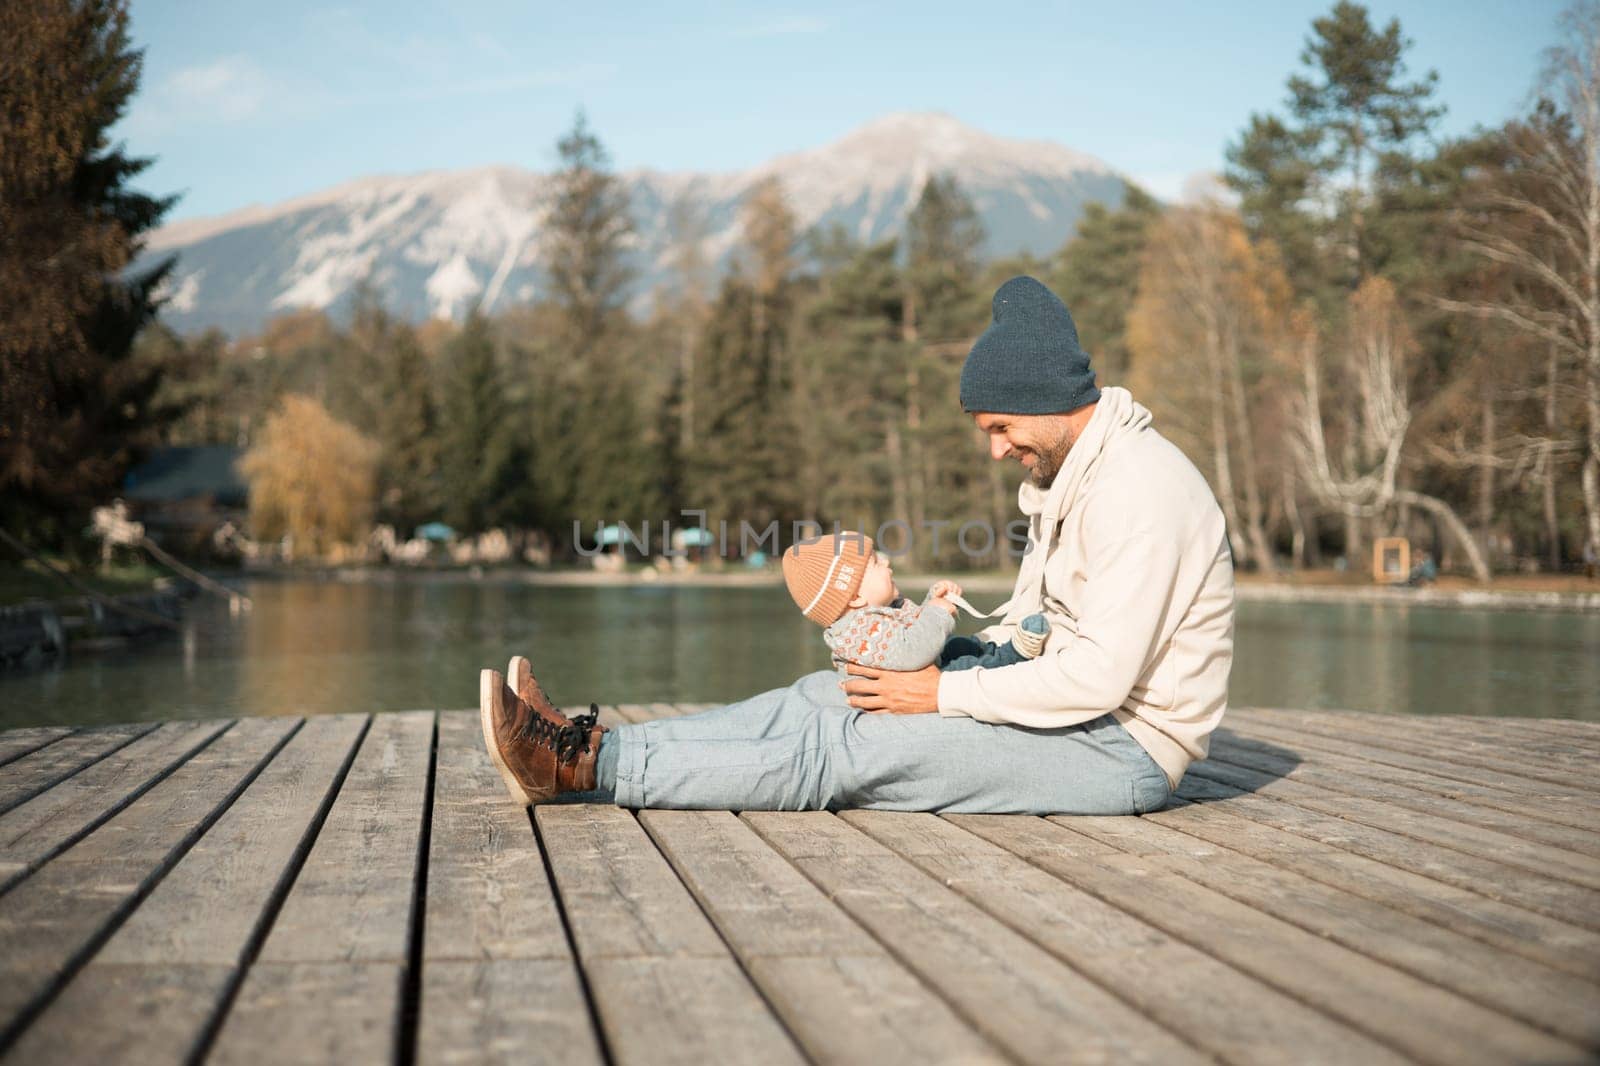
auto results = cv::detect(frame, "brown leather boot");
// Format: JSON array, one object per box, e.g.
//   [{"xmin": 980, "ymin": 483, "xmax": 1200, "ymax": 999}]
[{"xmin": 479, "ymin": 661, "xmax": 607, "ymax": 805}]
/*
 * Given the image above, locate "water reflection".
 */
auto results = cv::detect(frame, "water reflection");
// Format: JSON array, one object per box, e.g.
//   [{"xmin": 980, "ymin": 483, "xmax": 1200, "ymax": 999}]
[
  {"xmin": 1230, "ymin": 600, "xmax": 1600, "ymax": 718},
  {"xmin": 0, "ymin": 579, "xmax": 1596, "ymax": 728}
]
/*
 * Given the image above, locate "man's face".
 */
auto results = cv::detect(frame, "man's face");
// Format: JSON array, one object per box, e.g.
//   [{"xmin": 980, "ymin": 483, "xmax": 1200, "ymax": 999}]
[{"xmin": 973, "ymin": 411, "xmax": 1074, "ymax": 488}]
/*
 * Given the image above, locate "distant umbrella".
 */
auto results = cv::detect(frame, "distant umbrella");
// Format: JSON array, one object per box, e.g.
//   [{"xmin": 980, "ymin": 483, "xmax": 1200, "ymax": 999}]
[
  {"xmin": 672, "ymin": 526, "xmax": 715, "ymax": 548},
  {"xmin": 415, "ymin": 522, "xmax": 456, "ymax": 542}
]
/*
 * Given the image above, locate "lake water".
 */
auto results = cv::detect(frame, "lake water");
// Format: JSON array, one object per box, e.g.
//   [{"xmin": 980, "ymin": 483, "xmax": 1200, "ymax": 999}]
[{"xmin": 2, "ymin": 578, "xmax": 1597, "ymax": 728}]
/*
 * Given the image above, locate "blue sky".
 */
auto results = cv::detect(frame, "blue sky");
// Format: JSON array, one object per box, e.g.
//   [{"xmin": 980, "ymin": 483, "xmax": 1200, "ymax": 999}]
[{"xmin": 118, "ymin": 1, "xmax": 1558, "ymax": 223}]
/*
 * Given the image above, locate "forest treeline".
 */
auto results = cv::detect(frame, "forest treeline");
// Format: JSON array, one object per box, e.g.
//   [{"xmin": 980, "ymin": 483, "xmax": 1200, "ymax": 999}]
[{"xmin": 6, "ymin": 1, "xmax": 1599, "ymax": 577}]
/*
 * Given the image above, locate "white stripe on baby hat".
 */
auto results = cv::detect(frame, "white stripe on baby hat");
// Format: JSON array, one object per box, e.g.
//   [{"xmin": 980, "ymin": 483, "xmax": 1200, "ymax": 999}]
[{"xmin": 803, "ymin": 552, "xmax": 846, "ymax": 617}]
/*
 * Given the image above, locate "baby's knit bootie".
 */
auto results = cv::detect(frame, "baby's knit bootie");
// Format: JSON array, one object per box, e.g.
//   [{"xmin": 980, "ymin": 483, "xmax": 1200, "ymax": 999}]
[{"xmin": 1014, "ymin": 614, "xmax": 1049, "ymax": 659}]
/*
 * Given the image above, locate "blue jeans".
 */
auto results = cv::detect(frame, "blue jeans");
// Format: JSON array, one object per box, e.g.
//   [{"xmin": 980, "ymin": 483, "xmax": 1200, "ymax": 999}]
[
  {"xmin": 938, "ymin": 634, "xmax": 1027, "ymax": 672},
  {"xmin": 605, "ymin": 670, "xmax": 1171, "ymax": 815}
]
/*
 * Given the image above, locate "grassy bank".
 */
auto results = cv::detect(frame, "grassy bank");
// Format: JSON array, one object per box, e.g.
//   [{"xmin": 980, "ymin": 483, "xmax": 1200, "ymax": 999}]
[{"xmin": 0, "ymin": 560, "xmax": 169, "ymax": 608}]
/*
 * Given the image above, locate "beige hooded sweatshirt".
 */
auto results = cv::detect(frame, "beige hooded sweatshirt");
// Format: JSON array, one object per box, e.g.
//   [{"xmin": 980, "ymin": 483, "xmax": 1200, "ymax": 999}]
[{"xmin": 936, "ymin": 386, "xmax": 1235, "ymax": 788}]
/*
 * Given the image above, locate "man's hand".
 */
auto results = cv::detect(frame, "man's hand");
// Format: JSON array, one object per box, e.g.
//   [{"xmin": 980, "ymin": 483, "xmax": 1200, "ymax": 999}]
[{"xmin": 842, "ymin": 663, "xmax": 941, "ymax": 714}]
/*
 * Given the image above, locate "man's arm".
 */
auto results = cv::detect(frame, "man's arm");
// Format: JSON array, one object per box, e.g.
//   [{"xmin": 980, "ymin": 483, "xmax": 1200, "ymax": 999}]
[{"xmin": 935, "ymin": 503, "xmax": 1187, "ymax": 727}]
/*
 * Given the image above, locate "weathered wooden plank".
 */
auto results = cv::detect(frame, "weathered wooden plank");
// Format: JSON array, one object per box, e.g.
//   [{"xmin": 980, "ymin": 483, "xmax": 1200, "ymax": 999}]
[
  {"xmin": 1236, "ymin": 707, "xmax": 1599, "ymax": 751},
  {"xmin": 1228, "ymin": 708, "xmax": 1598, "ymax": 791},
  {"xmin": 1506, "ymin": 717, "xmax": 1600, "ymax": 743},
  {"xmin": 208, "ymin": 961, "xmax": 405, "ymax": 1066},
  {"xmin": 1149, "ymin": 796, "xmax": 1600, "ymax": 982},
  {"xmin": 1191, "ymin": 759, "xmax": 1600, "ymax": 891},
  {"xmin": 1220, "ymin": 716, "xmax": 1600, "ymax": 815},
  {"xmin": 592, "ymin": 704, "xmax": 629, "ymax": 730},
  {"xmin": 1049, "ymin": 811, "xmax": 1600, "ymax": 1046},
  {"xmin": 536, "ymin": 804, "xmax": 804, "ymax": 1066},
  {"xmin": 206, "ymin": 711, "xmax": 434, "ymax": 1065},
  {"xmin": 642, "ymin": 809, "xmax": 1004, "ymax": 1064},
  {"xmin": 841, "ymin": 810, "xmax": 1406, "ymax": 1065},
  {"xmin": 1214, "ymin": 720, "xmax": 1600, "ymax": 833},
  {"xmin": 1312, "ymin": 708, "xmax": 1600, "ymax": 762},
  {"xmin": 0, "ymin": 724, "xmax": 156, "ymax": 815},
  {"xmin": 0, "ymin": 728, "xmax": 71, "ymax": 769},
  {"xmin": 1222, "ymin": 707, "xmax": 1597, "ymax": 766},
  {"xmin": 419, "ymin": 961, "xmax": 603, "ymax": 1066},
  {"xmin": 421, "ymin": 713, "xmax": 571, "ymax": 960},
  {"xmin": 0, "ymin": 717, "xmax": 299, "ymax": 1046},
  {"xmin": 417, "ymin": 712, "xmax": 599, "ymax": 1066},
  {"xmin": 1175, "ymin": 773, "xmax": 1600, "ymax": 932},
  {"xmin": 612, "ymin": 704, "xmax": 652, "ymax": 724},
  {"xmin": 744, "ymin": 956, "xmax": 1005, "ymax": 1066},
  {"xmin": 536, "ymin": 805, "xmax": 729, "ymax": 961},
  {"xmin": 582, "ymin": 957, "xmax": 802, "ymax": 1066},
  {"xmin": 254, "ymin": 710, "xmax": 434, "ymax": 964},
  {"xmin": 4, "ymin": 715, "xmax": 368, "ymax": 1065},
  {"xmin": 745, "ymin": 811, "xmax": 1210, "ymax": 1065},
  {"xmin": 1209, "ymin": 733, "xmax": 1600, "ymax": 858},
  {"xmin": 0, "ymin": 719, "xmax": 231, "ymax": 893},
  {"xmin": 949, "ymin": 814, "xmax": 1583, "ymax": 1065}
]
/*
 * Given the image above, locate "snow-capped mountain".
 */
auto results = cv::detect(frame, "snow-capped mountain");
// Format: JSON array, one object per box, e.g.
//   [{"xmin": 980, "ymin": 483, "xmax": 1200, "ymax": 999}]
[{"xmin": 141, "ymin": 112, "xmax": 1131, "ymax": 335}]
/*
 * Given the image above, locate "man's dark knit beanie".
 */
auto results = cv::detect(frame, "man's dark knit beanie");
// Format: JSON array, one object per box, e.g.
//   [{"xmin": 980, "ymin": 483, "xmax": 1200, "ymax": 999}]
[{"xmin": 960, "ymin": 275, "xmax": 1101, "ymax": 415}]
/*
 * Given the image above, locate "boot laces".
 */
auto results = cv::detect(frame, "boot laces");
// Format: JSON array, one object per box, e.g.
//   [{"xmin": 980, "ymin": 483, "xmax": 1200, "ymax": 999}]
[{"xmin": 521, "ymin": 702, "xmax": 600, "ymax": 764}]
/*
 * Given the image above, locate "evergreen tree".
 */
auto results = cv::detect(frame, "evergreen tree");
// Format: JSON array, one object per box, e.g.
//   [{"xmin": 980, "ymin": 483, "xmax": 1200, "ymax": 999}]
[
  {"xmin": 902, "ymin": 175, "xmax": 987, "ymax": 564},
  {"xmin": 0, "ymin": 0, "xmax": 179, "ymax": 547},
  {"xmin": 1226, "ymin": 1, "xmax": 1442, "ymax": 300},
  {"xmin": 1287, "ymin": 1, "xmax": 1442, "ymax": 286},
  {"xmin": 904, "ymin": 174, "xmax": 985, "ymax": 339},
  {"xmin": 1051, "ymin": 182, "xmax": 1163, "ymax": 383},
  {"xmin": 533, "ymin": 111, "xmax": 663, "ymax": 539},
  {"xmin": 542, "ymin": 110, "xmax": 634, "ymax": 353},
  {"xmin": 374, "ymin": 323, "xmax": 441, "ymax": 534},
  {"xmin": 438, "ymin": 310, "xmax": 519, "ymax": 535}
]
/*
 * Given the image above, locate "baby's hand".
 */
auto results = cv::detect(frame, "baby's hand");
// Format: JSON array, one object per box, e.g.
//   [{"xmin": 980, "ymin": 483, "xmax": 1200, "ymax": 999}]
[{"xmin": 927, "ymin": 580, "xmax": 962, "ymax": 614}]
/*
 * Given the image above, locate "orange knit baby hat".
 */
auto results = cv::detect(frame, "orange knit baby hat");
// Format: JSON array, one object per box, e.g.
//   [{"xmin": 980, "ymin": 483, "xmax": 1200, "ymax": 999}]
[{"xmin": 782, "ymin": 533, "xmax": 875, "ymax": 626}]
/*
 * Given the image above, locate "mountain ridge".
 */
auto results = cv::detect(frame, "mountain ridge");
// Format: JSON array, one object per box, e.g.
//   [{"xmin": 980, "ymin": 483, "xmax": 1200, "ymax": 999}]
[{"xmin": 141, "ymin": 112, "xmax": 1134, "ymax": 335}]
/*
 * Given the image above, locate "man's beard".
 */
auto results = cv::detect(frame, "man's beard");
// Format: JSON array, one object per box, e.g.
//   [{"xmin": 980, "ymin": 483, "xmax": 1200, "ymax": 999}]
[{"xmin": 1027, "ymin": 430, "xmax": 1073, "ymax": 488}]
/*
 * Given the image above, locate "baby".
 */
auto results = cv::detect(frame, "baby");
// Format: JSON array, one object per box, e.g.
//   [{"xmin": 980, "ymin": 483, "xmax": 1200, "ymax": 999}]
[{"xmin": 781, "ymin": 532, "xmax": 1048, "ymax": 673}]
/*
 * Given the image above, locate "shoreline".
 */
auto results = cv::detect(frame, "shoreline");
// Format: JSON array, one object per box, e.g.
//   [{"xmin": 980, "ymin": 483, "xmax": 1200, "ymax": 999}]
[{"xmin": 289, "ymin": 565, "xmax": 1600, "ymax": 612}]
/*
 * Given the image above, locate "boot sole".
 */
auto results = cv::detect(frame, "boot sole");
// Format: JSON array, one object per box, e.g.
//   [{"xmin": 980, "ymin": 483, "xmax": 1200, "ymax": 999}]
[{"xmin": 480, "ymin": 669, "xmax": 532, "ymax": 806}]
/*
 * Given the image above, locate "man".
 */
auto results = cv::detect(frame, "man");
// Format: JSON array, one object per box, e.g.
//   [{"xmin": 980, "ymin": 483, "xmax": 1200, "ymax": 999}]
[{"xmin": 481, "ymin": 276, "xmax": 1234, "ymax": 814}]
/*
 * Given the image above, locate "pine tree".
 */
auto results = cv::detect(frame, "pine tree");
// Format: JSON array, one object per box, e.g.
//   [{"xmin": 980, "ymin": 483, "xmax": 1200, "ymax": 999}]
[
  {"xmin": 1051, "ymin": 182, "xmax": 1162, "ymax": 384},
  {"xmin": 1287, "ymin": 1, "xmax": 1443, "ymax": 287},
  {"xmin": 374, "ymin": 323, "xmax": 441, "ymax": 534},
  {"xmin": 542, "ymin": 111, "xmax": 634, "ymax": 353},
  {"xmin": 0, "ymin": 0, "xmax": 179, "ymax": 547},
  {"xmin": 534, "ymin": 112, "xmax": 664, "ymax": 539},
  {"xmin": 902, "ymin": 175, "xmax": 987, "ymax": 565},
  {"xmin": 438, "ymin": 310, "xmax": 518, "ymax": 535},
  {"xmin": 1226, "ymin": 1, "xmax": 1442, "ymax": 300}
]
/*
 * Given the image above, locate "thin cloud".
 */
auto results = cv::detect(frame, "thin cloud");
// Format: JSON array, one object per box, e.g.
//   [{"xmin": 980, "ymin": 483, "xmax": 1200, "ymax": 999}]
[
  {"xmin": 733, "ymin": 15, "xmax": 832, "ymax": 38},
  {"xmin": 166, "ymin": 56, "xmax": 272, "ymax": 122}
]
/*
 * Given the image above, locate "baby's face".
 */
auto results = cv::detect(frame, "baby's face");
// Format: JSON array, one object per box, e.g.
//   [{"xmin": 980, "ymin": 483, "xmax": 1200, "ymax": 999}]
[{"xmin": 852, "ymin": 551, "xmax": 898, "ymax": 607}]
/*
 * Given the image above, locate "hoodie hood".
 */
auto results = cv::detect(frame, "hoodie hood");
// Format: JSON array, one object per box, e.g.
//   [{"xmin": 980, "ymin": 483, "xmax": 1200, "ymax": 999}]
[
  {"xmin": 1017, "ymin": 387, "xmax": 1152, "ymax": 523},
  {"xmin": 1002, "ymin": 387, "xmax": 1153, "ymax": 625}
]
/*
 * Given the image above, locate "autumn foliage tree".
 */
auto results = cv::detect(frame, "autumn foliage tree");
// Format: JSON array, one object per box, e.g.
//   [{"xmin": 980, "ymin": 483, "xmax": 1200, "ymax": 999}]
[
  {"xmin": 240, "ymin": 396, "xmax": 378, "ymax": 556},
  {"xmin": 1127, "ymin": 205, "xmax": 1287, "ymax": 569},
  {"xmin": 0, "ymin": 0, "xmax": 177, "ymax": 547}
]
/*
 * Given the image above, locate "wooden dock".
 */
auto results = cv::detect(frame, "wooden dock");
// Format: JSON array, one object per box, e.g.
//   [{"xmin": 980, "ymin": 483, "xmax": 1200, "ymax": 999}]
[{"xmin": 0, "ymin": 704, "xmax": 1596, "ymax": 1064}]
